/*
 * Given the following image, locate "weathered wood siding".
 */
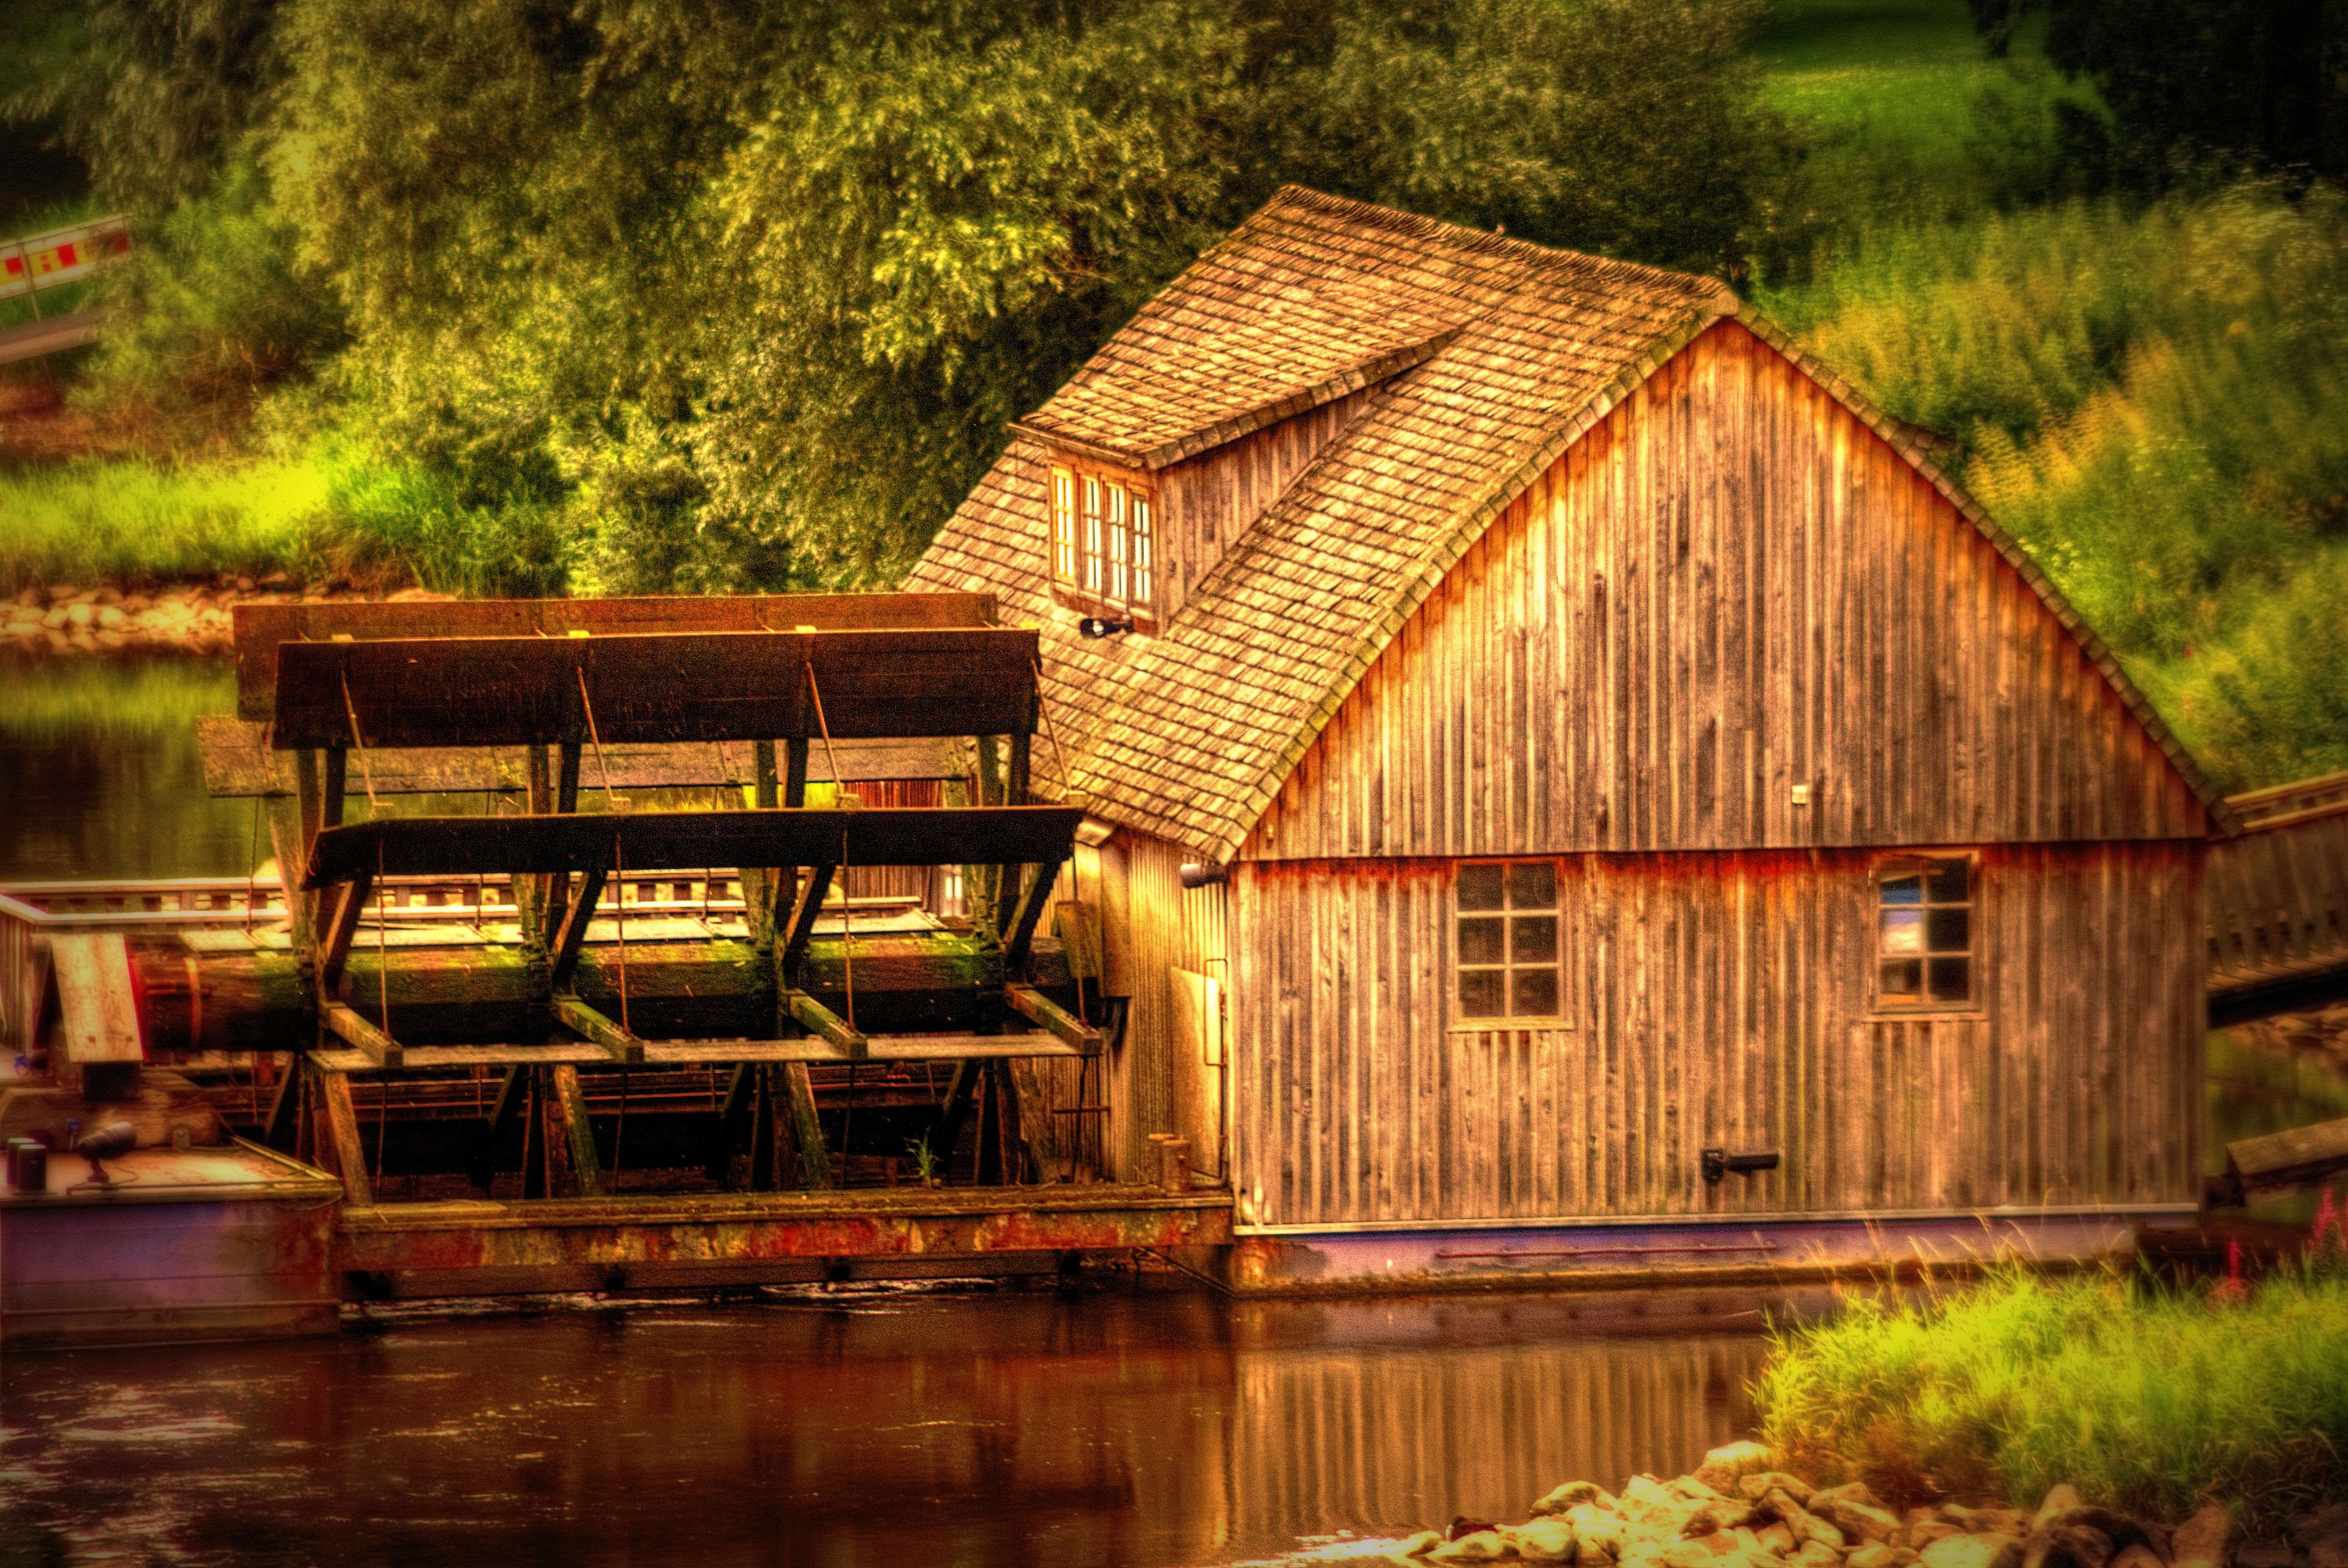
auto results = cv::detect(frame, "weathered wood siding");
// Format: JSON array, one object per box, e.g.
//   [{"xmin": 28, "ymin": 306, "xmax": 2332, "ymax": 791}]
[
  {"xmin": 1153, "ymin": 388, "xmax": 1375, "ymax": 625},
  {"xmin": 1249, "ymin": 319, "xmax": 2207, "ymax": 859},
  {"xmin": 1230, "ymin": 845, "xmax": 2201, "ymax": 1227},
  {"xmin": 1096, "ymin": 830, "xmax": 1231, "ymax": 1180}
]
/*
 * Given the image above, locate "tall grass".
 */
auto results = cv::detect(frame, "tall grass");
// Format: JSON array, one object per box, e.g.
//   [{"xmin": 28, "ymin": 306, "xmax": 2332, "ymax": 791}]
[
  {"xmin": 0, "ymin": 454, "xmax": 329, "ymax": 592},
  {"xmin": 0, "ymin": 441, "xmax": 573, "ymax": 597},
  {"xmin": 1756, "ymin": 1268, "xmax": 2348, "ymax": 1525},
  {"xmin": 1764, "ymin": 182, "xmax": 2348, "ymax": 788}
]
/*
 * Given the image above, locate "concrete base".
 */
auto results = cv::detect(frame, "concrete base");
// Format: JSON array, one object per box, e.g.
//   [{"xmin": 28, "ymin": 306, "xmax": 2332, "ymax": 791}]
[
  {"xmin": 1, "ymin": 1139, "xmax": 342, "ymax": 1350},
  {"xmin": 1227, "ymin": 1207, "xmax": 2195, "ymax": 1295}
]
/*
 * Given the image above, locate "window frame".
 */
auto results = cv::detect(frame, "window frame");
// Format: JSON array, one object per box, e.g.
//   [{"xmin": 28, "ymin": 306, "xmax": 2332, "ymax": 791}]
[
  {"xmin": 1048, "ymin": 459, "xmax": 1157, "ymax": 631},
  {"xmin": 1870, "ymin": 850, "xmax": 1983, "ymax": 1016},
  {"xmin": 1450, "ymin": 858, "xmax": 1568, "ymax": 1029}
]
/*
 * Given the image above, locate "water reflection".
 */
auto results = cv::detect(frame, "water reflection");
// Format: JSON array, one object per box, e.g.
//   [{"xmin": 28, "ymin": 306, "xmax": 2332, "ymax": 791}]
[
  {"xmin": 0, "ymin": 653, "xmax": 248, "ymax": 880},
  {"xmin": 0, "ymin": 1289, "xmax": 1767, "ymax": 1567}
]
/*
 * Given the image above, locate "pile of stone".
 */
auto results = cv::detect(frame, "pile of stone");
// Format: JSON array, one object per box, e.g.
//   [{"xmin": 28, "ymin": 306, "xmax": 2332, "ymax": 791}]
[
  {"xmin": 1, "ymin": 576, "xmax": 416, "ymax": 655},
  {"xmin": 1343, "ymin": 1442, "xmax": 2339, "ymax": 1568}
]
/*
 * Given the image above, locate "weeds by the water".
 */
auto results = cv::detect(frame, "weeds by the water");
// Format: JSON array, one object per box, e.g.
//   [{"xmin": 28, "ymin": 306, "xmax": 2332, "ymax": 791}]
[
  {"xmin": 1755, "ymin": 1262, "xmax": 2348, "ymax": 1526},
  {"xmin": 0, "ymin": 456, "xmax": 327, "ymax": 594}
]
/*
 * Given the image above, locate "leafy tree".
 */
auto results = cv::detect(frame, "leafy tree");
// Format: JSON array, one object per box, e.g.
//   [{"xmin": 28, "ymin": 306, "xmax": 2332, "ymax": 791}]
[{"xmin": 1971, "ymin": 0, "xmax": 2348, "ymax": 184}]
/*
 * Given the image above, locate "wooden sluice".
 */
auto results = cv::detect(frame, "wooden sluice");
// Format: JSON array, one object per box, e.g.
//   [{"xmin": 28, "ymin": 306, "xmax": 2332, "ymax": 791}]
[
  {"xmin": 2207, "ymin": 769, "xmax": 2348, "ymax": 1024},
  {"xmin": 0, "ymin": 595, "xmax": 1226, "ymax": 1346}
]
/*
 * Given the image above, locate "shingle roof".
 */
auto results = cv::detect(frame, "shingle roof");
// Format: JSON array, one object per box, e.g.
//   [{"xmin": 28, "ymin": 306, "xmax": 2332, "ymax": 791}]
[{"xmin": 905, "ymin": 185, "xmax": 2231, "ymax": 858}]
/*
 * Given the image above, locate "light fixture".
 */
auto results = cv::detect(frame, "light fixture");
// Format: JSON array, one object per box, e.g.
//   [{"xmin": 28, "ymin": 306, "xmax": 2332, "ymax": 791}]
[
  {"xmin": 1179, "ymin": 861, "xmax": 1226, "ymax": 889},
  {"xmin": 1078, "ymin": 617, "xmax": 1134, "ymax": 639}
]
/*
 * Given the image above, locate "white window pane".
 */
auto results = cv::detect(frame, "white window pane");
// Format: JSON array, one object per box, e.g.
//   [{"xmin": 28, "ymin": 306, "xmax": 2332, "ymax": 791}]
[{"xmin": 1880, "ymin": 908, "xmax": 1923, "ymax": 956}]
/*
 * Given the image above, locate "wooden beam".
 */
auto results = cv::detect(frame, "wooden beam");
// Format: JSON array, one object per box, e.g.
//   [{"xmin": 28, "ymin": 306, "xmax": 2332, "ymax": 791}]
[
  {"xmin": 547, "ymin": 863, "xmax": 610, "ymax": 990},
  {"xmin": 556, "ymin": 742, "xmax": 582, "ymax": 815},
  {"xmin": 548, "ymin": 1064, "xmax": 603, "ymax": 1198},
  {"xmin": 784, "ymin": 738, "xmax": 810, "ymax": 807},
  {"xmin": 1001, "ymin": 858, "xmax": 1063, "ymax": 971},
  {"xmin": 322, "ymin": 746, "xmax": 347, "ymax": 827},
  {"xmin": 932, "ymin": 1060, "xmax": 983, "ymax": 1167},
  {"xmin": 312, "ymin": 1062, "xmax": 374, "ymax": 1205},
  {"xmin": 322, "ymin": 1000, "xmax": 403, "ymax": 1069},
  {"xmin": 784, "ymin": 989, "xmax": 865, "ymax": 1057},
  {"xmin": 271, "ymin": 629, "xmax": 1040, "ymax": 748},
  {"xmin": 263, "ymin": 1061, "xmax": 301, "ymax": 1151},
  {"xmin": 309, "ymin": 1034, "xmax": 1090, "ymax": 1071},
  {"xmin": 316, "ymin": 868, "xmax": 374, "ymax": 991},
  {"xmin": 1004, "ymin": 983, "xmax": 1102, "ymax": 1051},
  {"xmin": 554, "ymin": 995, "xmax": 646, "ymax": 1064},
  {"xmin": 779, "ymin": 1061, "xmax": 832, "ymax": 1189},
  {"xmin": 708, "ymin": 1063, "xmax": 755, "ymax": 1185},
  {"xmin": 780, "ymin": 864, "xmax": 835, "ymax": 982},
  {"xmin": 235, "ymin": 592, "xmax": 999, "ymax": 717},
  {"xmin": 306, "ymin": 807, "xmax": 1086, "ymax": 885}
]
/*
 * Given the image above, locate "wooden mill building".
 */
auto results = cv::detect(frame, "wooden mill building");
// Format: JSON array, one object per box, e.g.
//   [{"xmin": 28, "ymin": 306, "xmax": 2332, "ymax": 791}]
[{"xmin": 908, "ymin": 186, "xmax": 2230, "ymax": 1288}]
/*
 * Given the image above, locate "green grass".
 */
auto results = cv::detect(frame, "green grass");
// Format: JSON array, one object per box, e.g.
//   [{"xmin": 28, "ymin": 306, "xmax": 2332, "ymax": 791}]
[
  {"xmin": 1756, "ymin": 1267, "xmax": 2348, "ymax": 1525},
  {"xmin": 0, "ymin": 652, "xmax": 234, "ymax": 741},
  {"xmin": 0, "ymin": 454, "xmax": 331, "ymax": 594}
]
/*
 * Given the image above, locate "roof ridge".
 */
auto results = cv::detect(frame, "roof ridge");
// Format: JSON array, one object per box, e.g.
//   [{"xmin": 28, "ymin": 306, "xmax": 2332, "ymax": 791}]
[{"xmin": 1257, "ymin": 184, "xmax": 1733, "ymax": 304}]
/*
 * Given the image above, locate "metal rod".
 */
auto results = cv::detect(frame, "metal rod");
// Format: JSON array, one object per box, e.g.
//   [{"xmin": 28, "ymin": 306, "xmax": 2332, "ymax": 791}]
[
  {"xmin": 338, "ymin": 671, "xmax": 380, "ymax": 808},
  {"xmin": 575, "ymin": 667, "xmax": 618, "ymax": 807}
]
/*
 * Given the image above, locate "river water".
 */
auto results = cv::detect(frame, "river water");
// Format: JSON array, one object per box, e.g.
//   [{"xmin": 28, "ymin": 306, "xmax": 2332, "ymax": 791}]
[{"xmin": 0, "ymin": 1288, "xmax": 1767, "ymax": 1567}]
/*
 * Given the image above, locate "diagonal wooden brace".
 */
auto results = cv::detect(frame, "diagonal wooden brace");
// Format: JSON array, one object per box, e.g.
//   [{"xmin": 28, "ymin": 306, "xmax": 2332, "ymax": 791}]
[
  {"xmin": 548, "ymin": 860, "xmax": 610, "ymax": 989},
  {"xmin": 1001, "ymin": 857, "xmax": 1062, "ymax": 971},
  {"xmin": 316, "ymin": 867, "xmax": 375, "ymax": 992},
  {"xmin": 1004, "ymin": 984, "xmax": 1102, "ymax": 1051},
  {"xmin": 554, "ymin": 995, "xmax": 646, "ymax": 1064},
  {"xmin": 783, "ymin": 989, "xmax": 865, "ymax": 1057},
  {"xmin": 322, "ymin": 999, "xmax": 403, "ymax": 1068},
  {"xmin": 780, "ymin": 863, "xmax": 835, "ymax": 983}
]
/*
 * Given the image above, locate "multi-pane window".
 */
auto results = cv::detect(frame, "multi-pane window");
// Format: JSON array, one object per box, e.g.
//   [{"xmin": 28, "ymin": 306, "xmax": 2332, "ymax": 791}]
[
  {"xmin": 1877, "ymin": 855, "xmax": 1975, "ymax": 1008},
  {"xmin": 1050, "ymin": 464, "xmax": 1155, "ymax": 625},
  {"xmin": 1456, "ymin": 861, "xmax": 1561, "ymax": 1021}
]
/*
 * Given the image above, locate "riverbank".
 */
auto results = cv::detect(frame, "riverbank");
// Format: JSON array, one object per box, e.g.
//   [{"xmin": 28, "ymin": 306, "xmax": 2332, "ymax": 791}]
[
  {"xmin": 2, "ymin": 575, "xmax": 442, "ymax": 654},
  {"xmin": 1342, "ymin": 1444, "xmax": 2327, "ymax": 1568}
]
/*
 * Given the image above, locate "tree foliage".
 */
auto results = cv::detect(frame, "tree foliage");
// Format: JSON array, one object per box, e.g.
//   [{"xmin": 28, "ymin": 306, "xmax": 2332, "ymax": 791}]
[{"xmin": 39, "ymin": 0, "xmax": 1786, "ymax": 590}]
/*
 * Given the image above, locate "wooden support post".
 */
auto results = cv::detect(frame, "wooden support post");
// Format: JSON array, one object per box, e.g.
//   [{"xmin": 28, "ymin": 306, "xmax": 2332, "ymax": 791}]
[
  {"xmin": 1004, "ymin": 1058, "xmax": 1057, "ymax": 1185},
  {"xmin": 753, "ymin": 740, "xmax": 779, "ymax": 809},
  {"xmin": 783, "ymin": 990, "xmax": 865, "ymax": 1056},
  {"xmin": 555, "ymin": 995, "xmax": 645, "ymax": 1064},
  {"xmin": 933, "ymin": 1059, "xmax": 982, "ymax": 1167},
  {"xmin": 549, "ymin": 1063, "xmax": 602, "ymax": 1198},
  {"xmin": 473, "ymin": 1066, "xmax": 526, "ymax": 1191},
  {"xmin": 709, "ymin": 1063, "xmax": 754, "ymax": 1185},
  {"xmin": 977, "ymin": 1062, "xmax": 1004, "ymax": 1185},
  {"xmin": 780, "ymin": 864, "xmax": 835, "ymax": 982},
  {"xmin": 322, "ymin": 746, "xmax": 347, "ymax": 827},
  {"xmin": 784, "ymin": 738, "xmax": 810, "ymax": 807},
  {"xmin": 780, "ymin": 1062, "xmax": 831, "ymax": 1190},
  {"xmin": 265, "ymin": 797, "xmax": 316, "ymax": 977},
  {"xmin": 1004, "ymin": 982, "xmax": 1101, "ymax": 1049},
  {"xmin": 522, "ymin": 1070, "xmax": 547, "ymax": 1199},
  {"xmin": 1001, "ymin": 859, "xmax": 1063, "ymax": 972},
  {"xmin": 317, "ymin": 869, "xmax": 375, "ymax": 992},
  {"xmin": 1006, "ymin": 732, "xmax": 1031, "ymax": 806},
  {"xmin": 557, "ymin": 742, "xmax": 582, "ymax": 814},
  {"xmin": 312, "ymin": 1061, "xmax": 374, "ymax": 1206},
  {"xmin": 749, "ymin": 1066, "xmax": 777, "ymax": 1190},
  {"xmin": 322, "ymin": 999, "xmax": 403, "ymax": 1068},
  {"xmin": 548, "ymin": 862, "xmax": 609, "ymax": 989}
]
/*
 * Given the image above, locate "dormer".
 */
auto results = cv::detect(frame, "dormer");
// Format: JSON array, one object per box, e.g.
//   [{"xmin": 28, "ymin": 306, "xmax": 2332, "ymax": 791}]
[{"xmin": 1013, "ymin": 312, "xmax": 1463, "ymax": 630}]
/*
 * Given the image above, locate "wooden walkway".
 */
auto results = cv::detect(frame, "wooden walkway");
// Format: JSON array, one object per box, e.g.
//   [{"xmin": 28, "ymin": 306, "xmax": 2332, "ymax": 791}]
[{"xmin": 2208, "ymin": 770, "xmax": 2348, "ymax": 1024}]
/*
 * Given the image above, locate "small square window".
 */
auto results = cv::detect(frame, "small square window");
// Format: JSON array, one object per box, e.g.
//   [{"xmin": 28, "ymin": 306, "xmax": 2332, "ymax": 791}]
[
  {"xmin": 1456, "ymin": 860, "xmax": 1563, "ymax": 1022},
  {"xmin": 1876, "ymin": 855, "xmax": 1975, "ymax": 1009}
]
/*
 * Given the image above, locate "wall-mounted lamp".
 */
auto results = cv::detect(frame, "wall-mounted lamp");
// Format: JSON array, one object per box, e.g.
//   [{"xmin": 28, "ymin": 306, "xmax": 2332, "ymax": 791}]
[
  {"xmin": 1078, "ymin": 617, "xmax": 1135, "ymax": 639},
  {"xmin": 1701, "ymin": 1148, "xmax": 1781, "ymax": 1184},
  {"xmin": 1179, "ymin": 861, "xmax": 1228, "ymax": 889}
]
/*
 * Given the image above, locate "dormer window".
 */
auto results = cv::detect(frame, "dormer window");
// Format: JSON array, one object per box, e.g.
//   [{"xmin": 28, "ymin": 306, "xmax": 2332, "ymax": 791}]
[{"xmin": 1050, "ymin": 464, "xmax": 1156, "ymax": 629}]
